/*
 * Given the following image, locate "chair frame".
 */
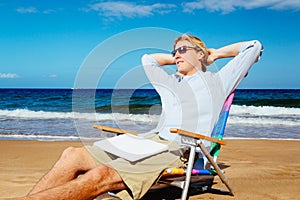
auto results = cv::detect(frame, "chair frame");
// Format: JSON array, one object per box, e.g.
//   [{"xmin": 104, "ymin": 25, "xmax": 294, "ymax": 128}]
[{"xmin": 93, "ymin": 92, "xmax": 235, "ymax": 199}]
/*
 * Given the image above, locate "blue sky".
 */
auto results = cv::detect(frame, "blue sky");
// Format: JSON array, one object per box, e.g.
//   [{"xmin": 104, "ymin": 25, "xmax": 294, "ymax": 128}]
[{"xmin": 0, "ymin": 0, "xmax": 299, "ymax": 89}]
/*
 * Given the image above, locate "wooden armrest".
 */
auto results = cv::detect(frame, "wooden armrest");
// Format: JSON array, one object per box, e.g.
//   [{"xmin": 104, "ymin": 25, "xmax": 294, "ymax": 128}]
[
  {"xmin": 170, "ymin": 128, "xmax": 226, "ymax": 145},
  {"xmin": 93, "ymin": 125, "xmax": 138, "ymax": 135}
]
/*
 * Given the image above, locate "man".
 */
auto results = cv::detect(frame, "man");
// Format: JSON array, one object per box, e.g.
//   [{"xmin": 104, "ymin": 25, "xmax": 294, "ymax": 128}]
[{"xmin": 10, "ymin": 34, "xmax": 263, "ymax": 200}]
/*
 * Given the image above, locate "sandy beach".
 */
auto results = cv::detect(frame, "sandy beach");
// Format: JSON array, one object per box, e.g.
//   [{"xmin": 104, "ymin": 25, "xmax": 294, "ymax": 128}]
[{"xmin": 1, "ymin": 139, "xmax": 300, "ymax": 200}]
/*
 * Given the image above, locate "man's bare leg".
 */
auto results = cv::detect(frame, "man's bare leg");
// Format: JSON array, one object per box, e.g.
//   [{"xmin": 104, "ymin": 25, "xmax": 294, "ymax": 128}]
[
  {"xmin": 28, "ymin": 147, "xmax": 98, "ymax": 195},
  {"xmin": 10, "ymin": 164, "xmax": 126, "ymax": 200}
]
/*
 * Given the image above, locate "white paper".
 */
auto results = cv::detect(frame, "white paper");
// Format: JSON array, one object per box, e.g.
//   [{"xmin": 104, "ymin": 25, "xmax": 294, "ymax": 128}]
[{"xmin": 94, "ymin": 134, "xmax": 168, "ymax": 162}]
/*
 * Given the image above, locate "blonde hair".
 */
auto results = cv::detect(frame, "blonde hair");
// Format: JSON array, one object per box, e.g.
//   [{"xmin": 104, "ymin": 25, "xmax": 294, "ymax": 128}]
[{"xmin": 174, "ymin": 34, "xmax": 209, "ymax": 67}]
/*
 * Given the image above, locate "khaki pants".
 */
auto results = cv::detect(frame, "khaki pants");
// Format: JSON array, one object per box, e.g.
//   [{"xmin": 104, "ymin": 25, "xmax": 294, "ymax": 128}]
[{"xmin": 86, "ymin": 133, "xmax": 185, "ymax": 200}]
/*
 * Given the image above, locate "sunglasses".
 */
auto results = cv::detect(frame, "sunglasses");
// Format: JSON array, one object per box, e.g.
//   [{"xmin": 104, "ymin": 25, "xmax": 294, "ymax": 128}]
[{"xmin": 171, "ymin": 46, "xmax": 197, "ymax": 57}]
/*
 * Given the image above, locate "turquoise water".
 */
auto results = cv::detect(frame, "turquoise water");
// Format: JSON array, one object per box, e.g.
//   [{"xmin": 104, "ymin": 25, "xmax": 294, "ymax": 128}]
[{"xmin": 0, "ymin": 89, "xmax": 299, "ymax": 140}]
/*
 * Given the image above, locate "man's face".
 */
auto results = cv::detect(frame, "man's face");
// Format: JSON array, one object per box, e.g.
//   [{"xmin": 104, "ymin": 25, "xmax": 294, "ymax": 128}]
[{"xmin": 174, "ymin": 40, "xmax": 203, "ymax": 76}]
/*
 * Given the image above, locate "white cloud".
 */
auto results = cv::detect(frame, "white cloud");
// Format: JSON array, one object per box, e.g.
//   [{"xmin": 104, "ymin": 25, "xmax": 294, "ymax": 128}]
[
  {"xmin": 48, "ymin": 74, "xmax": 57, "ymax": 78},
  {"xmin": 87, "ymin": 1, "xmax": 176, "ymax": 19},
  {"xmin": 16, "ymin": 7, "xmax": 38, "ymax": 14},
  {"xmin": 270, "ymin": 0, "xmax": 300, "ymax": 10},
  {"xmin": 42, "ymin": 9, "xmax": 57, "ymax": 14},
  {"xmin": 0, "ymin": 73, "xmax": 20, "ymax": 79},
  {"xmin": 182, "ymin": 0, "xmax": 300, "ymax": 14},
  {"xmin": 16, "ymin": 6, "xmax": 59, "ymax": 14}
]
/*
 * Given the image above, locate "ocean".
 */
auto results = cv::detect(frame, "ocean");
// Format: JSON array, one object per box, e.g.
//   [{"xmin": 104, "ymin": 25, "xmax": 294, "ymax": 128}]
[{"xmin": 0, "ymin": 88, "xmax": 299, "ymax": 141}]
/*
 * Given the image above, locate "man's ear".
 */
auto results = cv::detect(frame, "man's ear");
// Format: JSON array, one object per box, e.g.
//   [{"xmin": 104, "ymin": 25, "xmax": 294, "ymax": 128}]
[{"xmin": 197, "ymin": 51, "xmax": 205, "ymax": 60}]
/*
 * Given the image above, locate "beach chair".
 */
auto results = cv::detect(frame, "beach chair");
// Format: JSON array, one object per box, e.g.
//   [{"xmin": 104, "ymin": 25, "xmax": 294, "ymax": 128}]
[{"xmin": 93, "ymin": 92, "xmax": 235, "ymax": 199}]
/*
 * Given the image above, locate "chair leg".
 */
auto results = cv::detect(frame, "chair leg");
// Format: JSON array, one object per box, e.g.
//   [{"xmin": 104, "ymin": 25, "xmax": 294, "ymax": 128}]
[
  {"xmin": 181, "ymin": 145, "xmax": 196, "ymax": 200},
  {"xmin": 197, "ymin": 142, "xmax": 235, "ymax": 196}
]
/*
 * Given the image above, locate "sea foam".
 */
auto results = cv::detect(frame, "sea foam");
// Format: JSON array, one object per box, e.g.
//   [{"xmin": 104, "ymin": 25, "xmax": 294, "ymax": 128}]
[{"xmin": 0, "ymin": 104, "xmax": 299, "ymax": 126}]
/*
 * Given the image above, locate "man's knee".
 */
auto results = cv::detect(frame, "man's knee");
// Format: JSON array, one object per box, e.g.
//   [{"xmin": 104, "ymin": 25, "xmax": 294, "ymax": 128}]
[
  {"xmin": 86, "ymin": 165, "xmax": 125, "ymax": 190},
  {"xmin": 60, "ymin": 147, "xmax": 96, "ymax": 170},
  {"xmin": 72, "ymin": 165, "xmax": 125, "ymax": 195},
  {"xmin": 61, "ymin": 146, "xmax": 82, "ymax": 160}
]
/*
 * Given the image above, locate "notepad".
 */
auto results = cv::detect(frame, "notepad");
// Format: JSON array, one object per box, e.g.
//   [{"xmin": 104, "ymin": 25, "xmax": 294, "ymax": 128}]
[{"xmin": 94, "ymin": 134, "xmax": 168, "ymax": 162}]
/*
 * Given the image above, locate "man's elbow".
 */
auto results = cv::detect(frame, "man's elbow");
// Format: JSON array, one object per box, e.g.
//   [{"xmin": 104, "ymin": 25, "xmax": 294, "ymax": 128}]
[{"xmin": 253, "ymin": 40, "xmax": 264, "ymax": 62}]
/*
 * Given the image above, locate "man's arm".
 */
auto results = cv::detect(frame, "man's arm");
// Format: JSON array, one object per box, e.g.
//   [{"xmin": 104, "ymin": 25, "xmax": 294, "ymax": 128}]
[
  {"xmin": 149, "ymin": 53, "xmax": 175, "ymax": 66},
  {"xmin": 206, "ymin": 42, "xmax": 247, "ymax": 65},
  {"xmin": 215, "ymin": 40, "xmax": 263, "ymax": 96}
]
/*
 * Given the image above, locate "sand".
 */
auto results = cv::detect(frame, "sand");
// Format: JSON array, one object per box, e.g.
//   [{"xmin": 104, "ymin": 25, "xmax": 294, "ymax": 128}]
[{"xmin": 1, "ymin": 139, "xmax": 300, "ymax": 200}]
